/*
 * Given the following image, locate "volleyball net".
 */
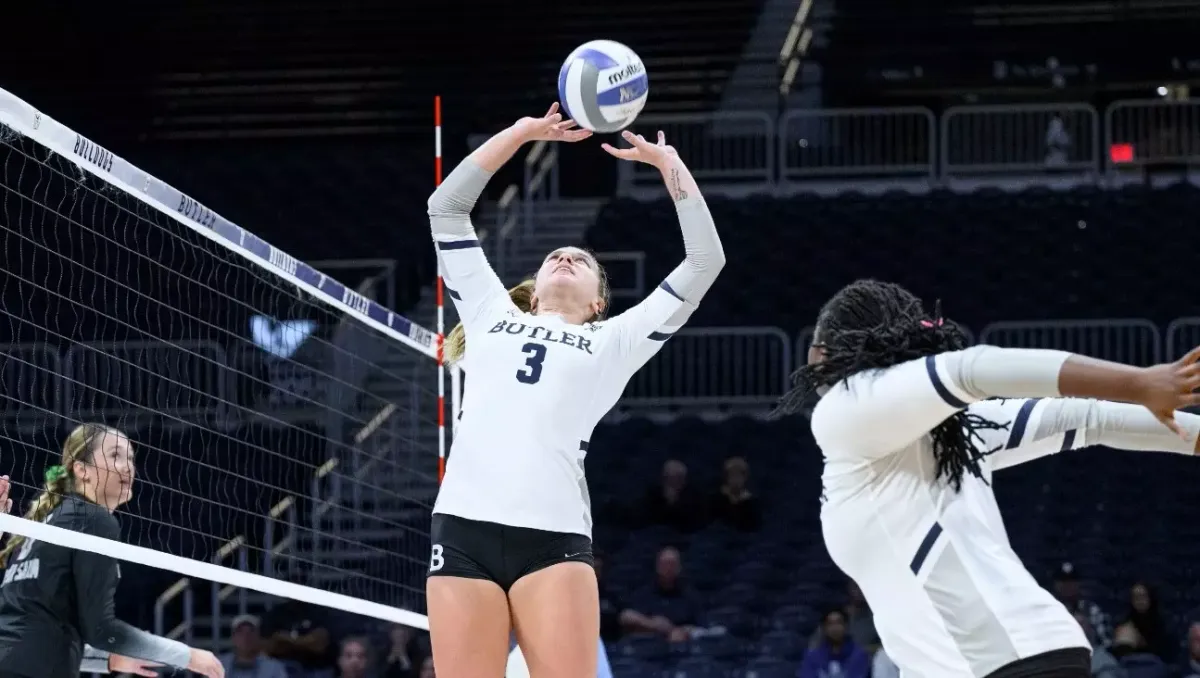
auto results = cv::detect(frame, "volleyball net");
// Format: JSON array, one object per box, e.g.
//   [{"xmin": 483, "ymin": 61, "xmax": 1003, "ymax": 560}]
[{"xmin": 0, "ymin": 87, "xmax": 454, "ymax": 654}]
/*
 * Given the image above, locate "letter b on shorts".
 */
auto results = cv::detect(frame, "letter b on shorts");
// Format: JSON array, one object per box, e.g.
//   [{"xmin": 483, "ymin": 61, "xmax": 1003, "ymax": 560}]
[{"xmin": 429, "ymin": 544, "xmax": 444, "ymax": 572}]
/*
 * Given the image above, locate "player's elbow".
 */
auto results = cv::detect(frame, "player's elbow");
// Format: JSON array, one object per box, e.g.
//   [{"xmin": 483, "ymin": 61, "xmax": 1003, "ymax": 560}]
[
  {"xmin": 427, "ymin": 186, "xmax": 472, "ymax": 219},
  {"xmin": 79, "ymin": 619, "xmax": 117, "ymax": 649},
  {"xmin": 710, "ymin": 245, "xmax": 727, "ymax": 274}
]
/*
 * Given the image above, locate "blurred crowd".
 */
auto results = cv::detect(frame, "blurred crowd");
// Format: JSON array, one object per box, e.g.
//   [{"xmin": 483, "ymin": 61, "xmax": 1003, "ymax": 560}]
[{"xmin": 220, "ymin": 454, "xmax": 1200, "ymax": 678}]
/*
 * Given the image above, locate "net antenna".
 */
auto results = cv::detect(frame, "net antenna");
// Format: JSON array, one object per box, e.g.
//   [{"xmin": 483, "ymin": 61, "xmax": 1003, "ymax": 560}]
[
  {"xmin": 435, "ymin": 95, "xmax": 465, "ymax": 483},
  {"xmin": 0, "ymin": 88, "xmax": 455, "ymax": 645},
  {"xmin": 435, "ymin": 96, "xmax": 447, "ymax": 484}
]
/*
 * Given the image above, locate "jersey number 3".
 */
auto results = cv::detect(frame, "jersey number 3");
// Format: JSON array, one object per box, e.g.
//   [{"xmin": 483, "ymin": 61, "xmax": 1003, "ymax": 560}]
[{"xmin": 516, "ymin": 343, "xmax": 546, "ymax": 384}]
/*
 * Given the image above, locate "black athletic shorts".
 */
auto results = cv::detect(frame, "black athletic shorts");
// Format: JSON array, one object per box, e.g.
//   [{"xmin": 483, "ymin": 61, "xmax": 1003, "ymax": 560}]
[
  {"xmin": 985, "ymin": 647, "xmax": 1091, "ymax": 678},
  {"xmin": 427, "ymin": 514, "xmax": 594, "ymax": 592}
]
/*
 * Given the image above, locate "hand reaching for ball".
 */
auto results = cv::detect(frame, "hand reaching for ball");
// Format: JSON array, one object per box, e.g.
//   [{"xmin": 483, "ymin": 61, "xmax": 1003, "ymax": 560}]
[
  {"xmin": 602, "ymin": 130, "xmax": 678, "ymax": 169},
  {"xmin": 513, "ymin": 103, "xmax": 593, "ymax": 144}
]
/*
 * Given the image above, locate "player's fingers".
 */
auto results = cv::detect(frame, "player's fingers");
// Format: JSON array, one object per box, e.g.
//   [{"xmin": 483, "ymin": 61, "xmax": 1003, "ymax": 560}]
[
  {"xmin": 545, "ymin": 102, "xmax": 559, "ymax": 118},
  {"xmin": 657, "ymin": 130, "xmax": 666, "ymax": 146},
  {"xmin": 1183, "ymin": 372, "xmax": 1200, "ymax": 393},
  {"xmin": 1181, "ymin": 393, "xmax": 1200, "ymax": 408},
  {"xmin": 621, "ymin": 130, "xmax": 650, "ymax": 148},
  {"xmin": 600, "ymin": 143, "xmax": 632, "ymax": 158},
  {"xmin": 1181, "ymin": 345, "xmax": 1200, "ymax": 366},
  {"xmin": 132, "ymin": 667, "xmax": 160, "ymax": 678},
  {"xmin": 1158, "ymin": 412, "xmax": 1186, "ymax": 438},
  {"xmin": 563, "ymin": 129, "xmax": 593, "ymax": 142}
]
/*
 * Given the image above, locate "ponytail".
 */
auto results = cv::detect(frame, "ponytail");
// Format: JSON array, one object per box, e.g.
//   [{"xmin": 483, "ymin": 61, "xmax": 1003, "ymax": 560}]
[
  {"xmin": 443, "ymin": 280, "xmax": 536, "ymax": 365},
  {"xmin": 0, "ymin": 422, "xmax": 119, "ymax": 566},
  {"xmin": 0, "ymin": 467, "xmax": 70, "ymax": 566}
]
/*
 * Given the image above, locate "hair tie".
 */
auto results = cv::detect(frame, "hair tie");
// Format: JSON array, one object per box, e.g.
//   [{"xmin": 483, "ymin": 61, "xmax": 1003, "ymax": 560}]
[
  {"xmin": 919, "ymin": 318, "xmax": 944, "ymax": 328},
  {"xmin": 44, "ymin": 465, "xmax": 66, "ymax": 483}
]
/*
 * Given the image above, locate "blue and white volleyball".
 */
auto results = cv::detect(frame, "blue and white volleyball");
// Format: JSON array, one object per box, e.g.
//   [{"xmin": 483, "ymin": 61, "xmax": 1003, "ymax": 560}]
[{"xmin": 558, "ymin": 40, "xmax": 648, "ymax": 133}]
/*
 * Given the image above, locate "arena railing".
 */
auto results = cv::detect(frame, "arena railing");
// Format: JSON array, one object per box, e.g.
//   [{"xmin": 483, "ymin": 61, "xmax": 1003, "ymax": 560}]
[
  {"xmin": 978, "ymin": 319, "xmax": 1163, "ymax": 367},
  {"xmin": 614, "ymin": 99, "xmax": 1200, "ymax": 191},
  {"xmin": 1166, "ymin": 317, "xmax": 1200, "ymax": 362},
  {"xmin": 619, "ymin": 112, "xmax": 775, "ymax": 189},
  {"xmin": 941, "ymin": 102, "xmax": 1100, "ymax": 177},
  {"xmin": 4, "ymin": 318, "xmax": 1194, "ymax": 426},
  {"xmin": 1107, "ymin": 99, "xmax": 1200, "ymax": 169},
  {"xmin": 620, "ymin": 327, "xmax": 793, "ymax": 408},
  {"xmin": 780, "ymin": 107, "xmax": 937, "ymax": 181}
]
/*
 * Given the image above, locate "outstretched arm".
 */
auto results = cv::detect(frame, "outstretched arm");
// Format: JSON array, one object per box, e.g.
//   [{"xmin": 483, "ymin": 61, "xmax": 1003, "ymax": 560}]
[
  {"xmin": 602, "ymin": 132, "xmax": 726, "ymax": 363},
  {"xmin": 72, "ymin": 514, "xmax": 193, "ymax": 670},
  {"xmin": 972, "ymin": 397, "xmax": 1200, "ymax": 471},
  {"xmin": 431, "ymin": 104, "xmax": 591, "ymax": 329},
  {"xmin": 813, "ymin": 345, "xmax": 1200, "ymax": 460}
]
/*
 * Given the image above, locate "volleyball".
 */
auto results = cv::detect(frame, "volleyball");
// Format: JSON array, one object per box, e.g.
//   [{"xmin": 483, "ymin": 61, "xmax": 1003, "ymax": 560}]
[{"xmin": 557, "ymin": 40, "xmax": 648, "ymax": 133}]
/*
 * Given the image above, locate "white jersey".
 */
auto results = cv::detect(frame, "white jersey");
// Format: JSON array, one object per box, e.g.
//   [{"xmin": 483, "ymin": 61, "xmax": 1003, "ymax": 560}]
[
  {"xmin": 813, "ymin": 352, "xmax": 1093, "ymax": 678},
  {"xmin": 427, "ymin": 158, "xmax": 722, "ymax": 538},
  {"xmin": 433, "ymin": 266, "xmax": 683, "ymax": 535}
]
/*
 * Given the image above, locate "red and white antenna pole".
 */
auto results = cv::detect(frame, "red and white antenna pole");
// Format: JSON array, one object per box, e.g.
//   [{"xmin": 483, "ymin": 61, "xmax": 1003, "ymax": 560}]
[{"xmin": 434, "ymin": 95, "xmax": 447, "ymax": 484}]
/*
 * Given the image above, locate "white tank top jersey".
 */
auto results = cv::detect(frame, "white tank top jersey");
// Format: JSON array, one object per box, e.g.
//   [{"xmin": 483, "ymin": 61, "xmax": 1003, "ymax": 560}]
[
  {"xmin": 812, "ymin": 347, "xmax": 1200, "ymax": 678},
  {"xmin": 427, "ymin": 158, "xmax": 723, "ymax": 538}
]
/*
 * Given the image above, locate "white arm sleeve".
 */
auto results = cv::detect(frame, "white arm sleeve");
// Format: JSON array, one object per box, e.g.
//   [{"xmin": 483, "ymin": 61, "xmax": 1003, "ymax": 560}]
[
  {"xmin": 812, "ymin": 345, "xmax": 1072, "ymax": 460},
  {"xmin": 606, "ymin": 196, "xmax": 724, "ymax": 369},
  {"xmin": 987, "ymin": 398, "xmax": 1200, "ymax": 471},
  {"xmin": 428, "ymin": 161, "xmax": 513, "ymax": 328}
]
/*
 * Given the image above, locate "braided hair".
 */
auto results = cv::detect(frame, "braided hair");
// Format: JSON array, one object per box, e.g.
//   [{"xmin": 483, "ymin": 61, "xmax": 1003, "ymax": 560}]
[{"xmin": 778, "ymin": 279, "xmax": 1006, "ymax": 491}]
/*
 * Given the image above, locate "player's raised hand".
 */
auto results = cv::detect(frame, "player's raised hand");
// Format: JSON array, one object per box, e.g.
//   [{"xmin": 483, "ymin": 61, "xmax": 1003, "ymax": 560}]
[
  {"xmin": 602, "ymin": 130, "xmax": 678, "ymax": 168},
  {"xmin": 109, "ymin": 655, "xmax": 163, "ymax": 677},
  {"xmin": 1134, "ymin": 345, "xmax": 1200, "ymax": 439},
  {"xmin": 0, "ymin": 475, "xmax": 12, "ymax": 514},
  {"xmin": 513, "ymin": 103, "xmax": 593, "ymax": 143}
]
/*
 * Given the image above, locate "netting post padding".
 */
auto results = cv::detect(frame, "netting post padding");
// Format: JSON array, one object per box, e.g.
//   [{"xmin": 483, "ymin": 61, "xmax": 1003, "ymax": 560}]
[
  {"xmin": 0, "ymin": 512, "xmax": 430, "ymax": 630},
  {"xmin": 0, "ymin": 87, "xmax": 438, "ymax": 360}
]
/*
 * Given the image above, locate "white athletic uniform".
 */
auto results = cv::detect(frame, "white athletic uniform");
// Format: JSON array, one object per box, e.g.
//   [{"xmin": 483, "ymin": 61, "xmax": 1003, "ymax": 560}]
[
  {"xmin": 428, "ymin": 160, "xmax": 723, "ymax": 537},
  {"xmin": 813, "ymin": 346, "xmax": 1200, "ymax": 678}
]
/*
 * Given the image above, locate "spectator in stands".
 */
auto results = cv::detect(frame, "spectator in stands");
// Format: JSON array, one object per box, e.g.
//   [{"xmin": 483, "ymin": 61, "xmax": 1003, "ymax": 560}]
[
  {"xmin": 1054, "ymin": 562, "xmax": 1112, "ymax": 648},
  {"xmin": 637, "ymin": 546, "xmax": 700, "ymax": 643},
  {"xmin": 808, "ymin": 579, "xmax": 878, "ymax": 651},
  {"xmin": 642, "ymin": 459, "xmax": 706, "ymax": 532},
  {"xmin": 1073, "ymin": 611, "xmax": 1124, "ymax": 678},
  {"xmin": 1180, "ymin": 623, "xmax": 1200, "ymax": 677},
  {"xmin": 595, "ymin": 550, "xmax": 673, "ymax": 642},
  {"xmin": 709, "ymin": 456, "xmax": 761, "ymax": 531},
  {"xmin": 382, "ymin": 624, "xmax": 419, "ymax": 678},
  {"xmin": 336, "ymin": 636, "xmax": 372, "ymax": 678},
  {"xmin": 798, "ymin": 608, "xmax": 870, "ymax": 678},
  {"xmin": 262, "ymin": 582, "xmax": 336, "ymax": 673},
  {"xmin": 220, "ymin": 615, "xmax": 288, "ymax": 678},
  {"xmin": 1117, "ymin": 582, "xmax": 1173, "ymax": 661}
]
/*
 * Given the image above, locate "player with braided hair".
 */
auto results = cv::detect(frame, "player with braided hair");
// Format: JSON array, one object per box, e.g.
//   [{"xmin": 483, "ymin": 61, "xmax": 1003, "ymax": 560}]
[
  {"xmin": 0, "ymin": 423, "xmax": 223, "ymax": 678},
  {"xmin": 780, "ymin": 279, "xmax": 1200, "ymax": 678}
]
